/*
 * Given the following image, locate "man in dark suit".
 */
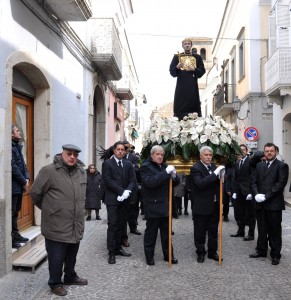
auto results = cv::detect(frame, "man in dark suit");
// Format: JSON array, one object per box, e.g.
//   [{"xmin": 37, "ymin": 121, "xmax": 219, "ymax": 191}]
[
  {"xmin": 102, "ymin": 141, "xmax": 136, "ymax": 264},
  {"xmin": 190, "ymin": 146, "xmax": 225, "ymax": 263},
  {"xmin": 250, "ymin": 142, "xmax": 289, "ymax": 265},
  {"xmin": 140, "ymin": 145, "xmax": 180, "ymax": 266},
  {"xmin": 230, "ymin": 144, "xmax": 256, "ymax": 240},
  {"xmin": 123, "ymin": 141, "xmax": 141, "ymax": 237}
]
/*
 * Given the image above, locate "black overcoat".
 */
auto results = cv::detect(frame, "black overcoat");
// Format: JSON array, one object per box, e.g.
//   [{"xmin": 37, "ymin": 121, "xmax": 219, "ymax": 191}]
[
  {"xmin": 140, "ymin": 158, "xmax": 180, "ymax": 218},
  {"xmin": 85, "ymin": 170, "xmax": 103, "ymax": 209}
]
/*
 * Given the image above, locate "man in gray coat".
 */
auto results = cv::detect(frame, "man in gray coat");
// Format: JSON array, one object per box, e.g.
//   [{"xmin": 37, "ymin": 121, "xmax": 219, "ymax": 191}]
[{"xmin": 30, "ymin": 144, "xmax": 87, "ymax": 297}]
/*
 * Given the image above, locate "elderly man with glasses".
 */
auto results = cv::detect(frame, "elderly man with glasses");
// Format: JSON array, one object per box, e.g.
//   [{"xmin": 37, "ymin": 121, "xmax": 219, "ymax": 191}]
[{"xmin": 30, "ymin": 144, "xmax": 88, "ymax": 296}]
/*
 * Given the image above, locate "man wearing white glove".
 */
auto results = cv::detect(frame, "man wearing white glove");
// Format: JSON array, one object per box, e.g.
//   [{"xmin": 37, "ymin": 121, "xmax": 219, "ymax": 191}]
[
  {"xmin": 230, "ymin": 144, "xmax": 256, "ymax": 241},
  {"xmin": 214, "ymin": 165, "xmax": 225, "ymax": 176},
  {"xmin": 190, "ymin": 146, "xmax": 222, "ymax": 263},
  {"xmin": 102, "ymin": 141, "xmax": 136, "ymax": 264},
  {"xmin": 140, "ymin": 145, "xmax": 180, "ymax": 266},
  {"xmin": 249, "ymin": 143, "xmax": 289, "ymax": 265}
]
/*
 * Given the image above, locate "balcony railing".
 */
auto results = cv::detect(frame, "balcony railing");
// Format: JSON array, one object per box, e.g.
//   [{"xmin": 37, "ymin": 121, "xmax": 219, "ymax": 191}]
[
  {"xmin": 45, "ymin": 0, "xmax": 92, "ymax": 21},
  {"xmin": 91, "ymin": 18, "xmax": 122, "ymax": 81},
  {"xmin": 115, "ymin": 65, "xmax": 134, "ymax": 100},
  {"xmin": 265, "ymin": 47, "xmax": 291, "ymax": 96},
  {"xmin": 214, "ymin": 83, "xmax": 236, "ymax": 116}
]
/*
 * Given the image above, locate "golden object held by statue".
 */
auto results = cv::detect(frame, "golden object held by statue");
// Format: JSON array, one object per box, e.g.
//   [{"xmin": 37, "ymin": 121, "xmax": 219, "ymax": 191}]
[{"xmin": 177, "ymin": 52, "xmax": 196, "ymax": 71}]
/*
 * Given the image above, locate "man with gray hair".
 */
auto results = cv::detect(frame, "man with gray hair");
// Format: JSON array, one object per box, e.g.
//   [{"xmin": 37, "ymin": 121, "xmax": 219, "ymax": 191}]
[
  {"xmin": 30, "ymin": 144, "xmax": 88, "ymax": 296},
  {"xmin": 190, "ymin": 146, "xmax": 225, "ymax": 263},
  {"xmin": 140, "ymin": 145, "xmax": 180, "ymax": 266}
]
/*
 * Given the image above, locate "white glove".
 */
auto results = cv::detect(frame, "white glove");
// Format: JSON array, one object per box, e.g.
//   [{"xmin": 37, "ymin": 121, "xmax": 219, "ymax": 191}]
[
  {"xmin": 214, "ymin": 165, "xmax": 225, "ymax": 176},
  {"xmin": 117, "ymin": 195, "xmax": 125, "ymax": 202},
  {"xmin": 246, "ymin": 194, "xmax": 252, "ymax": 200},
  {"xmin": 232, "ymin": 193, "xmax": 237, "ymax": 200},
  {"xmin": 255, "ymin": 194, "xmax": 266, "ymax": 203},
  {"xmin": 122, "ymin": 190, "xmax": 131, "ymax": 199},
  {"xmin": 166, "ymin": 165, "xmax": 175, "ymax": 174}
]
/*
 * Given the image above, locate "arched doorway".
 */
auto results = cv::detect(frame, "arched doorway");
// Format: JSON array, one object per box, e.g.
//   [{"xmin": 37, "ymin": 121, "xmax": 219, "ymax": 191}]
[{"xmin": 93, "ymin": 85, "xmax": 105, "ymax": 171}]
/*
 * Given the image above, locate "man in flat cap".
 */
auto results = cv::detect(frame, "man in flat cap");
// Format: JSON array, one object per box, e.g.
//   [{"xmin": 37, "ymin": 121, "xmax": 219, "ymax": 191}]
[{"xmin": 30, "ymin": 144, "xmax": 87, "ymax": 296}]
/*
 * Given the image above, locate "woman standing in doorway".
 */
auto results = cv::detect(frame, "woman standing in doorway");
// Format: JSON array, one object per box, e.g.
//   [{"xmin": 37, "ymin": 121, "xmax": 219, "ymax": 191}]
[{"xmin": 85, "ymin": 164, "xmax": 103, "ymax": 220}]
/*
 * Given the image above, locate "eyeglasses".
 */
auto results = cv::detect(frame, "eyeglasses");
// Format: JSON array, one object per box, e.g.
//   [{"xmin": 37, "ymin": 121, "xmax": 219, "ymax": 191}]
[{"xmin": 65, "ymin": 151, "xmax": 79, "ymax": 158}]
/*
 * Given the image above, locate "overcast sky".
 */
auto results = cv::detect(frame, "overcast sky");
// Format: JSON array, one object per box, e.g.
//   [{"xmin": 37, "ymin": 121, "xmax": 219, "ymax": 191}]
[{"xmin": 126, "ymin": 0, "xmax": 227, "ymax": 108}]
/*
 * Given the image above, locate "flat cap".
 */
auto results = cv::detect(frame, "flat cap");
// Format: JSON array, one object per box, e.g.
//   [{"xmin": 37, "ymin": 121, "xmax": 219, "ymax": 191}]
[{"xmin": 62, "ymin": 144, "xmax": 82, "ymax": 153}]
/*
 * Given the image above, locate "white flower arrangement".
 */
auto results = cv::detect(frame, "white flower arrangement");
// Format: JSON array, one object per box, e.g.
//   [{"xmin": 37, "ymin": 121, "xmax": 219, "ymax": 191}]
[{"xmin": 141, "ymin": 113, "xmax": 241, "ymax": 162}]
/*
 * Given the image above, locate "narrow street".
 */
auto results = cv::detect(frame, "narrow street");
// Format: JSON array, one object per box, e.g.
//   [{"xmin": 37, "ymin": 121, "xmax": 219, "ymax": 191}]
[{"xmin": 1, "ymin": 204, "xmax": 291, "ymax": 300}]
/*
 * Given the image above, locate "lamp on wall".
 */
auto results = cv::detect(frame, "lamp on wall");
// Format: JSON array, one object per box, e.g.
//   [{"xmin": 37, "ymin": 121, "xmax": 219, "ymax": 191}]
[{"xmin": 233, "ymin": 96, "xmax": 250, "ymax": 120}]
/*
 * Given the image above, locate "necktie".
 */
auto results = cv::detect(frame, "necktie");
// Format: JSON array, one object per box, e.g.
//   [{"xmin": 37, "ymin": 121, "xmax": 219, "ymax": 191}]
[
  {"xmin": 207, "ymin": 165, "xmax": 212, "ymax": 174},
  {"xmin": 118, "ymin": 160, "xmax": 122, "ymax": 168},
  {"xmin": 239, "ymin": 160, "xmax": 243, "ymax": 169},
  {"xmin": 266, "ymin": 161, "xmax": 270, "ymax": 168}
]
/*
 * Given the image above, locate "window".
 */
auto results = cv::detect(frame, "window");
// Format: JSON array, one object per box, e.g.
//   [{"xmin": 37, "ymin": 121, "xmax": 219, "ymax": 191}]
[
  {"xmin": 200, "ymin": 48, "xmax": 206, "ymax": 60},
  {"xmin": 237, "ymin": 27, "xmax": 245, "ymax": 80}
]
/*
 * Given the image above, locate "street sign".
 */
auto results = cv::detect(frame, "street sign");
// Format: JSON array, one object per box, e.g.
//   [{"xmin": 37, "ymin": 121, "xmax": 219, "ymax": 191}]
[
  {"xmin": 244, "ymin": 127, "xmax": 259, "ymax": 141},
  {"xmin": 246, "ymin": 141, "xmax": 258, "ymax": 149}
]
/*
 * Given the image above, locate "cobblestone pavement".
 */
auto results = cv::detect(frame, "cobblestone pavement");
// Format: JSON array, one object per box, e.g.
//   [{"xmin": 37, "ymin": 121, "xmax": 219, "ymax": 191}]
[{"xmin": 1, "ymin": 203, "xmax": 291, "ymax": 300}]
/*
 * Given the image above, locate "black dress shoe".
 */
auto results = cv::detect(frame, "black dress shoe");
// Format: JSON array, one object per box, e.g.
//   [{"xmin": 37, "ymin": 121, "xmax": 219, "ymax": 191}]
[
  {"xmin": 146, "ymin": 258, "xmax": 155, "ymax": 266},
  {"xmin": 223, "ymin": 216, "xmax": 229, "ymax": 222},
  {"xmin": 208, "ymin": 253, "xmax": 222, "ymax": 261},
  {"xmin": 108, "ymin": 254, "xmax": 116, "ymax": 264},
  {"xmin": 197, "ymin": 255, "xmax": 205, "ymax": 263},
  {"xmin": 272, "ymin": 257, "xmax": 280, "ymax": 265},
  {"xmin": 130, "ymin": 229, "xmax": 142, "ymax": 235},
  {"xmin": 178, "ymin": 210, "xmax": 182, "ymax": 215},
  {"xmin": 249, "ymin": 252, "xmax": 267, "ymax": 258},
  {"xmin": 243, "ymin": 236, "xmax": 254, "ymax": 241},
  {"xmin": 164, "ymin": 257, "xmax": 178, "ymax": 264},
  {"xmin": 173, "ymin": 215, "xmax": 179, "ymax": 219},
  {"xmin": 86, "ymin": 216, "xmax": 91, "ymax": 221},
  {"xmin": 115, "ymin": 249, "xmax": 131, "ymax": 257},
  {"xmin": 14, "ymin": 233, "xmax": 29, "ymax": 242},
  {"xmin": 230, "ymin": 232, "xmax": 245, "ymax": 237},
  {"xmin": 96, "ymin": 216, "xmax": 101, "ymax": 220},
  {"xmin": 184, "ymin": 210, "xmax": 189, "ymax": 215},
  {"xmin": 12, "ymin": 241, "xmax": 21, "ymax": 249}
]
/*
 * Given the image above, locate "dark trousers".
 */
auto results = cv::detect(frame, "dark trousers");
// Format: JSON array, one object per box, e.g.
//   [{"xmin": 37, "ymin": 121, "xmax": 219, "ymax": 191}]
[
  {"xmin": 173, "ymin": 196, "xmax": 181, "ymax": 216},
  {"xmin": 184, "ymin": 190, "xmax": 191, "ymax": 211},
  {"xmin": 45, "ymin": 238, "xmax": 80, "ymax": 288},
  {"xmin": 236, "ymin": 194, "xmax": 256, "ymax": 236},
  {"xmin": 223, "ymin": 191, "xmax": 230, "ymax": 217},
  {"xmin": 128, "ymin": 201, "xmax": 140, "ymax": 231},
  {"xmin": 256, "ymin": 209, "xmax": 282, "ymax": 258},
  {"xmin": 144, "ymin": 217, "xmax": 173, "ymax": 260},
  {"xmin": 12, "ymin": 194, "xmax": 23, "ymax": 234},
  {"xmin": 107, "ymin": 203, "xmax": 128, "ymax": 253},
  {"xmin": 193, "ymin": 202, "xmax": 219, "ymax": 256}
]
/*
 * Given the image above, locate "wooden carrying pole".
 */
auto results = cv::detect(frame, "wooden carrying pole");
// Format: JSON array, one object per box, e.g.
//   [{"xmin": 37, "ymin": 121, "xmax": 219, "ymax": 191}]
[
  {"xmin": 168, "ymin": 177, "xmax": 173, "ymax": 268},
  {"xmin": 218, "ymin": 175, "xmax": 223, "ymax": 266}
]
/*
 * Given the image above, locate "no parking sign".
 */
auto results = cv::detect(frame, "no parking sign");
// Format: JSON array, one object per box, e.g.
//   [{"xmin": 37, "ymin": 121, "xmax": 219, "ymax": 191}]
[{"xmin": 244, "ymin": 127, "xmax": 259, "ymax": 141}]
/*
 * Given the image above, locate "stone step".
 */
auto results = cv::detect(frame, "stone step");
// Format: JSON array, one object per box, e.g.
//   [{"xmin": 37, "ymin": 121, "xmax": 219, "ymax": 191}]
[
  {"xmin": 12, "ymin": 239, "xmax": 47, "ymax": 274},
  {"xmin": 12, "ymin": 226, "xmax": 47, "ymax": 273}
]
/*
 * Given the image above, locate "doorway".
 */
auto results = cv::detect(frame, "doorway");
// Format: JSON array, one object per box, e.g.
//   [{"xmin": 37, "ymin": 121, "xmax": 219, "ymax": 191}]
[{"xmin": 12, "ymin": 93, "xmax": 34, "ymax": 230}]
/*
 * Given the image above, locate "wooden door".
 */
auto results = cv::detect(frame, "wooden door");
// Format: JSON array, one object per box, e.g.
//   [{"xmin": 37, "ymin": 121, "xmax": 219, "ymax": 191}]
[{"xmin": 12, "ymin": 94, "xmax": 34, "ymax": 230}]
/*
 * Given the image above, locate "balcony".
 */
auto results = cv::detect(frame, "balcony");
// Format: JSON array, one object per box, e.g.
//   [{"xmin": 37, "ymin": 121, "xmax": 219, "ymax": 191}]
[
  {"xmin": 45, "ymin": 0, "xmax": 92, "ymax": 21},
  {"xmin": 91, "ymin": 18, "xmax": 122, "ymax": 81},
  {"xmin": 265, "ymin": 48, "xmax": 291, "ymax": 106},
  {"xmin": 115, "ymin": 66, "xmax": 134, "ymax": 100},
  {"xmin": 214, "ymin": 84, "xmax": 236, "ymax": 117}
]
